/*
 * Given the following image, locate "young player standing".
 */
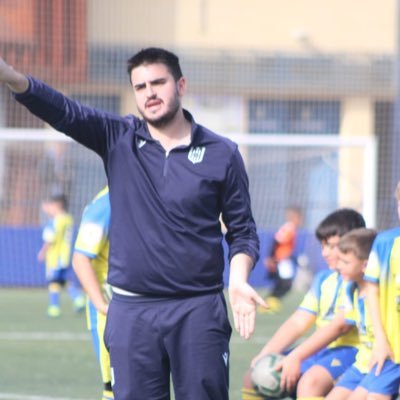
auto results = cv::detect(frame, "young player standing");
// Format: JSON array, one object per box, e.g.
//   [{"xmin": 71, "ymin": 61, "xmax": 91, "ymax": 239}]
[
  {"xmin": 259, "ymin": 206, "xmax": 303, "ymax": 313},
  {"xmin": 73, "ymin": 187, "xmax": 113, "ymax": 400},
  {"xmin": 0, "ymin": 49, "xmax": 263, "ymax": 400},
  {"xmin": 242, "ymin": 208, "xmax": 365, "ymax": 400},
  {"xmin": 38, "ymin": 194, "xmax": 84, "ymax": 317}
]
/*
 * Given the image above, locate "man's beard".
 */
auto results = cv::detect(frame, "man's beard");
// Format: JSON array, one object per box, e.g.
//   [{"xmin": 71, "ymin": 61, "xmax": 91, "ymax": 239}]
[{"xmin": 141, "ymin": 95, "xmax": 181, "ymax": 129}]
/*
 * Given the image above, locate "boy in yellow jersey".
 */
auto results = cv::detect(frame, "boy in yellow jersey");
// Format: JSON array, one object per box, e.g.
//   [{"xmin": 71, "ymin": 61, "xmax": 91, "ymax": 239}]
[
  {"xmin": 73, "ymin": 187, "xmax": 113, "ymax": 400},
  {"xmin": 362, "ymin": 182, "xmax": 400, "ymax": 400},
  {"xmin": 278, "ymin": 228, "xmax": 377, "ymax": 400},
  {"xmin": 38, "ymin": 194, "xmax": 84, "ymax": 317},
  {"xmin": 242, "ymin": 208, "xmax": 365, "ymax": 400}
]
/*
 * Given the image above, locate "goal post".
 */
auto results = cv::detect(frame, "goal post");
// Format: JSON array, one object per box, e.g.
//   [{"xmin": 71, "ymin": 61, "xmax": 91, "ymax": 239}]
[{"xmin": 229, "ymin": 133, "xmax": 378, "ymax": 229}]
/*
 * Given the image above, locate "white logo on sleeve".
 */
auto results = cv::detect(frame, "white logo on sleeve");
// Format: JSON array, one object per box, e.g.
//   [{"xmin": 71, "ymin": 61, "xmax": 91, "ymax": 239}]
[
  {"xmin": 79, "ymin": 223, "xmax": 104, "ymax": 248},
  {"xmin": 222, "ymin": 352, "xmax": 229, "ymax": 366},
  {"xmin": 188, "ymin": 146, "xmax": 206, "ymax": 164}
]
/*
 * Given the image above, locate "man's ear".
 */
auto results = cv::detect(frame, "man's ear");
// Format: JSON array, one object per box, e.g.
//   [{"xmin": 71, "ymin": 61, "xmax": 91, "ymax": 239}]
[{"xmin": 177, "ymin": 76, "xmax": 186, "ymax": 97}]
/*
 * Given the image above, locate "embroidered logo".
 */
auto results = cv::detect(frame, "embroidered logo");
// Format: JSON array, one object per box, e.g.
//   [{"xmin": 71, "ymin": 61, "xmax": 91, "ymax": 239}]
[
  {"xmin": 222, "ymin": 352, "xmax": 229, "ymax": 367},
  {"xmin": 188, "ymin": 146, "xmax": 206, "ymax": 164},
  {"xmin": 330, "ymin": 358, "xmax": 342, "ymax": 367},
  {"xmin": 138, "ymin": 139, "xmax": 147, "ymax": 148}
]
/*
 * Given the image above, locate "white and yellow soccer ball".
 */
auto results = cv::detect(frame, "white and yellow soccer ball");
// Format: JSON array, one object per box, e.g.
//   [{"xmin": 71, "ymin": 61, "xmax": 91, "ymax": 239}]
[{"xmin": 251, "ymin": 353, "xmax": 285, "ymax": 398}]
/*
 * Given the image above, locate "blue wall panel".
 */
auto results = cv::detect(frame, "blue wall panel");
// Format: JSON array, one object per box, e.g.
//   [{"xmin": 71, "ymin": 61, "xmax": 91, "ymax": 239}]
[{"xmin": 0, "ymin": 227, "xmax": 326, "ymax": 288}]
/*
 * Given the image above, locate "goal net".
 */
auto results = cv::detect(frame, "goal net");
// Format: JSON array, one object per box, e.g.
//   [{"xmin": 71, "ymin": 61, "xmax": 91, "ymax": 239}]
[
  {"xmin": 0, "ymin": 0, "xmax": 394, "ymax": 289},
  {"xmin": 0, "ymin": 129, "xmax": 376, "ymax": 287}
]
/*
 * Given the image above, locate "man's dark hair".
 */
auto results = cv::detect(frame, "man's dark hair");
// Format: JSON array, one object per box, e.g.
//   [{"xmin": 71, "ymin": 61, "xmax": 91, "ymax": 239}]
[
  {"xmin": 127, "ymin": 47, "xmax": 183, "ymax": 82},
  {"xmin": 315, "ymin": 208, "xmax": 366, "ymax": 242}
]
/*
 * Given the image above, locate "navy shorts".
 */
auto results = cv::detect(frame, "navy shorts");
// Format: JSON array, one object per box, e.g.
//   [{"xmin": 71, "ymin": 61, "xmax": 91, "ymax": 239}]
[
  {"xmin": 46, "ymin": 267, "xmax": 68, "ymax": 285},
  {"xmin": 104, "ymin": 291, "xmax": 232, "ymax": 400}
]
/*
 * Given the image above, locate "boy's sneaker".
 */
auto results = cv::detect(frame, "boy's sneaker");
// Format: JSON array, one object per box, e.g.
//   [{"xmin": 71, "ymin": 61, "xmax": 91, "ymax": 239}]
[
  {"xmin": 102, "ymin": 389, "xmax": 114, "ymax": 400},
  {"xmin": 73, "ymin": 296, "xmax": 85, "ymax": 313},
  {"xmin": 47, "ymin": 305, "xmax": 61, "ymax": 318},
  {"xmin": 257, "ymin": 296, "xmax": 282, "ymax": 314}
]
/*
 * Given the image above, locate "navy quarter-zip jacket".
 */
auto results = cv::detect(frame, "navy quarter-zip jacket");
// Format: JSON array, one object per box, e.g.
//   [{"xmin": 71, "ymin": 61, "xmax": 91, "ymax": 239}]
[{"xmin": 15, "ymin": 77, "xmax": 259, "ymax": 296}]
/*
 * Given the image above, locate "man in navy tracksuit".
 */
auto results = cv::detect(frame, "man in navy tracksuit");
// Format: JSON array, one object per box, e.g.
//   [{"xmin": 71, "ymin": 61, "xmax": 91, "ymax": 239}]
[{"xmin": 0, "ymin": 49, "xmax": 265, "ymax": 400}]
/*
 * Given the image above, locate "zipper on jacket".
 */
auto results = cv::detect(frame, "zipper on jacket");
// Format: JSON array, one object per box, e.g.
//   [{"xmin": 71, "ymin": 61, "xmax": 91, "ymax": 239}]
[{"xmin": 163, "ymin": 151, "xmax": 170, "ymax": 177}]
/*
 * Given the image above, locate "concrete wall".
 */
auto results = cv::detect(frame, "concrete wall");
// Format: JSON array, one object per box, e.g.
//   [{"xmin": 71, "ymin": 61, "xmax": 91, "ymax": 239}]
[{"xmin": 87, "ymin": 0, "xmax": 395, "ymax": 53}]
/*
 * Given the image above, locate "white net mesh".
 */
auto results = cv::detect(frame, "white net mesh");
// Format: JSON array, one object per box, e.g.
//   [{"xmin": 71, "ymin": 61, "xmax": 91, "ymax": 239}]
[
  {"xmin": 0, "ymin": 1, "xmax": 397, "ymax": 286},
  {"xmin": 0, "ymin": 130, "xmax": 376, "ymax": 285}
]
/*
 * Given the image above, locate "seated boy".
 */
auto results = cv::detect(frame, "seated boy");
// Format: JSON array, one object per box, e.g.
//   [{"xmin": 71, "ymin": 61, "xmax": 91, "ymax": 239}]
[
  {"xmin": 280, "ymin": 228, "xmax": 377, "ymax": 400},
  {"xmin": 325, "ymin": 228, "xmax": 396, "ymax": 400},
  {"xmin": 242, "ymin": 208, "xmax": 365, "ymax": 400}
]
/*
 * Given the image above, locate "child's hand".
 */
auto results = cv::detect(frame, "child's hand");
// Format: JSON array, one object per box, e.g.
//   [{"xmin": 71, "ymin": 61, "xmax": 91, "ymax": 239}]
[
  {"xmin": 369, "ymin": 337, "xmax": 394, "ymax": 375},
  {"xmin": 278, "ymin": 353, "xmax": 301, "ymax": 393}
]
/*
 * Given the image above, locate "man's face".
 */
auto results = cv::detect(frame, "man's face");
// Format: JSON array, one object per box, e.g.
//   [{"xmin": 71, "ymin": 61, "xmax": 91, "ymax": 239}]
[
  {"xmin": 336, "ymin": 251, "xmax": 366, "ymax": 282},
  {"xmin": 320, "ymin": 235, "xmax": 341, "ymax": 269},
  {"xmin": 130, "ymin": 63, "xmax": 185, "ymax": 128}
]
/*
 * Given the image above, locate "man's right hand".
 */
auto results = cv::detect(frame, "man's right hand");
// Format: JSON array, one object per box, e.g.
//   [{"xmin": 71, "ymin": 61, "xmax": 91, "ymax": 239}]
[{"xmin": 0, "ymin": 57, "xmax": 29, "ymax": 93}]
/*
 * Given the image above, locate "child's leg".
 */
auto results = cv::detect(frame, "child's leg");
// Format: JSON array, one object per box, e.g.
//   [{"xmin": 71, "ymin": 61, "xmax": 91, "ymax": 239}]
[
  {"xmin": 328, "ymin": 365, "xmax": 368, "ymax": 400},
  {"xmin": 346, "ymin": 387, "xmax": 368, "ymax": 400},
  {"xmin": 361, "ymin": 361, "xmax": 400, "ymax": 400},
  {"xmin": 298, "ymin": 346, "xmax": 358, "ymax": 397},
  {"xmin": 65, "ymin": 268, "xmax": 85, "ymax": 312},
  {"xmin": 297, "ymin": 365, "xmax": 334, "ymax": 397},
  {"xmin": 327, "ymin": 387, "xmax": 369, "ymax": 400},
  {"xmin": 366, "ymin": 395, "xmax": 394, "ymax": 400},
  {"xmin": 48, "ymin": 281, "xmax": 61, "ymax": 317},
  {"xmin": 325, "ymin": 387, "xmax": 358, "ymax": 400}
]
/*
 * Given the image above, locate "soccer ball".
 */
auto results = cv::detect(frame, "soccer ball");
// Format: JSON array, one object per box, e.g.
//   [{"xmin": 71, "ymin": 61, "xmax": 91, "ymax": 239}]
[{"xmin": 251, "ymin": 353, "xmax": 285, "ymax": 398}]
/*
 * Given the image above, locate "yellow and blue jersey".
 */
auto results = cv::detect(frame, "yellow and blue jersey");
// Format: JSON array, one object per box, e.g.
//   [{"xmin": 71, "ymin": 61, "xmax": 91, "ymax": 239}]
[
  {"xmin": 74, "ymin": 187, "xmax": 111, "ymax": 385},
  {"xmin": 364, "ymin": 227, "xmax": 400, "ymax": 363},
  {"xmin": 74, "ymin": 187, "xmax": 110, "ymax": 289},
  {"xmin": 299, "ymin": 269, "xmax": 359, "ymax": 348},
  {"xmin": 42, "ymin": 212, "xmax": 74, "ymax": 270},
  {"xmin": 342, "ymin": 282, "xmax": 374, "ymax": 373}
]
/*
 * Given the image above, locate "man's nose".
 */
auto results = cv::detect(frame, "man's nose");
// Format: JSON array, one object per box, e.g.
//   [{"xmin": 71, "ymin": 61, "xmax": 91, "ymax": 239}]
[{"xmin": 146, "ymin": 84, "xmax": 155, "ymax": 97}]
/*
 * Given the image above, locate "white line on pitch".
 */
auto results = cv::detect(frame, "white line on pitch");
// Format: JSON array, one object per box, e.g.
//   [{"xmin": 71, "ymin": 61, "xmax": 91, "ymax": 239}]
[
  {"xmin": 0, "ymin": 331, "xmax": 269, "ymax": 344},
  {"xmin": 0, "ymin": 332, "xmax": 90, "ymax": 341},
  {"xmin": 0, "ymin": 394, "xmax": 94, "ymax": 400}
]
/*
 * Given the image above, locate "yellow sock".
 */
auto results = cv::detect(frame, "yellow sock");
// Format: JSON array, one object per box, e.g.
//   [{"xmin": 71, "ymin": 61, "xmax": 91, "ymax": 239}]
[
  {"xmin": 241, "ymin": 387, "xmax": 266, "ymax": 400},
  {"xmin": 297, "ymin": 397, "xmax": 324, "ymax": 400}
]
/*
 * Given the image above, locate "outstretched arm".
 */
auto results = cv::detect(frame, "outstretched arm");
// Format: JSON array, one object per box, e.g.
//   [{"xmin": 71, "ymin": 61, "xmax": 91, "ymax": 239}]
[
  {"xmin": 0, "ymin": 57, "xmax": 29, "ymax": 93},
  {"xmin": 0, "ymin": 57, "xmax": 130, "ymax": 158}
]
